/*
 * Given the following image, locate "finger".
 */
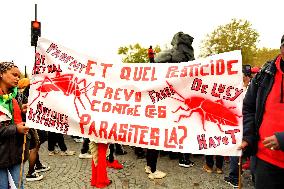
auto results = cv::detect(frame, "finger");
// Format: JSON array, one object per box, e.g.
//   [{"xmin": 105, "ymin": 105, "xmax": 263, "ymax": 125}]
[
  {"xmin": 238, "ymin": 143, "xmax": 247, "ymax": 150},
  {"xmin": 262, "ymin": 138, "xmax": 275, "ymax": 145},
  {"xmin": 264, "ymin": 136, "xmax": 273, "ymax": 140},
  {"xmin": 17, "ymin": 123, "xmax": 24, "ymax": 127},
  {"xmin": 263, "ymin": 140, "xmax": 272, "ymax": 147},
  {"xmin": 262, "ymin": 140, "xmax": 270, "ymax": 145},
  {"xmin": 238, "ymin": 144, "xmax": 244, "ymax": 150},
  {"xmin": 274, "ymin": 145, "xmax": 280, "ymax": 150},
  {"xmin": 262, "ymin": 138, "xmax": 273, "ymax": 145},
  {"xmin": 264, "ymin": 142, "xmax": 275, "ymax": 149},
  {"xmin": 263, "ymin": 143, "xmax": 273, "ymax": 148}
]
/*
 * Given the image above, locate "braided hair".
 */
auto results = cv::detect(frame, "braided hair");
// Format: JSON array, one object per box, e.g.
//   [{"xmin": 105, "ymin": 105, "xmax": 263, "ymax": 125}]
[{"xmin": 0, "ymin": 61, "xmax": 18, "ymax": 74}]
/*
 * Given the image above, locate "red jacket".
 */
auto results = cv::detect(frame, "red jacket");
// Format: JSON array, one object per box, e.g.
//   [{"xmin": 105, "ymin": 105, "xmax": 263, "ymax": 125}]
[
  {"xmin": 148, "ymin": 48, "xmax": 155, "ymax": 58},
  {"xmin": 257, "ymin": 56, "xmax": 284, "ymax": 168}
]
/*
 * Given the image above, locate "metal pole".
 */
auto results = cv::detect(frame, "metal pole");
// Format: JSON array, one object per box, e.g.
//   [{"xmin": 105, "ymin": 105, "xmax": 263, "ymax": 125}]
[
  {"xmin": 34, "ymin": 4, "xmax": 37, "ymax": 75},
  {"xmin": 238, "ymin": 156, "xmax": 242, "ymax": 189},
  {"xmin": 24, "ymin": 66, "xmax": 27, "ymax": 78},
  {"xmin": 35, "ymin": 4, "xmax": 37, "ymax": 21}
]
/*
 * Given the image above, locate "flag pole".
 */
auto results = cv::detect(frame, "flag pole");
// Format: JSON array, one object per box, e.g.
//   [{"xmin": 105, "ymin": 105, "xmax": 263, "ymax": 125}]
[
  {"xmin": 24, "ymin": 66, "xmax": 27, "ymax": 78},
  {"xmin": 33, "ymin": 4, "xmax": 37, "ymax": 73},
  {"xmin": 18, "ymin": 134, "xmax": 26, "ymax": 189},
  {"xmin": 238, "ymin": 156, "xmax": 242, "ymax": 189}
]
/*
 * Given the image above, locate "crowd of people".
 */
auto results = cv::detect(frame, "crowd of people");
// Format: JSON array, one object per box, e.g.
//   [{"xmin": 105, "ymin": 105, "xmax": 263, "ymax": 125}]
[{"xmin": 0, "ymin": 35, "xmax": 284, "ymax": 189}]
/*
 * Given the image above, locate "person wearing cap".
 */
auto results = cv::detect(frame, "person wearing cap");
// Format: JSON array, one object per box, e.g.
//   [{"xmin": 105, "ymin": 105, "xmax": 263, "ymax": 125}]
[
  {"xmin": 251, "ymin": 66, "xmax": 260, "ymax": 78},
  {"xmin": 239, "ymin": 35, "xmax": 284, "ymax": 188}
]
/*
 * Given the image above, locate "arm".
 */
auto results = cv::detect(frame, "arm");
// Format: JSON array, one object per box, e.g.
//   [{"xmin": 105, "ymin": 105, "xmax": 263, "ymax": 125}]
[
  {"xmin": 275, "ymin": 132, "xmax": 284, "ymax": 151},
  {"xmin": 242, "ymin": 76, "xmax": 259, "ymax": 152},
  {"xmin": 0, "ymin": 122, "xmax": 28, "ymax": 137},
  {"xmin": 0, "ymin": 123, "xmax": 17, "ymax": 137}
]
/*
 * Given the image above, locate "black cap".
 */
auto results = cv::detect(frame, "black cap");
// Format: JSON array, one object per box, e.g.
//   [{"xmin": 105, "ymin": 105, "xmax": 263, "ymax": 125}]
[{"xmin": 281, "ymin": 35, "xmax": 284, "ymax": 46}]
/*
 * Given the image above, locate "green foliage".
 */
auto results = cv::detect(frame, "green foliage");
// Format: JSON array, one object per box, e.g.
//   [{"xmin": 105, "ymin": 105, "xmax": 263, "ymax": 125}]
[
  {"xmin": 118, "ymin": 43, "xmax": 161, "ymax": 63},
  {"xmin": 200, "ymin": 18, "xmax": 259, "ymax": 64},
  {"xmin": 253, "ymin": 48, "xmax": 279, "ymax": 67}
]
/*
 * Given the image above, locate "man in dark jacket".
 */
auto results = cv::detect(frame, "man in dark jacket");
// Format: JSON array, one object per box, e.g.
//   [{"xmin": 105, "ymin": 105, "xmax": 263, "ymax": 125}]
[{"xmin": 240, "ymin": 35, "xmax": 284, "ymax": 189}]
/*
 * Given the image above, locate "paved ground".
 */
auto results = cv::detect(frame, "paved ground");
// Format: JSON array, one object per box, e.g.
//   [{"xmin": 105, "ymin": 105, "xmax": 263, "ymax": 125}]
[{"xmin": 24, "ymin": 136, "xmax": 254, "ymax": 189}]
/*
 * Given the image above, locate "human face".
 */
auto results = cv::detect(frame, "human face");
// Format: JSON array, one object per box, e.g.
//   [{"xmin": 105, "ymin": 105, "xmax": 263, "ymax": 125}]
[
  {"xmin": 243, "ymin": 74, "xmax": 251, "ymax": 88},
  {"xmin": 251, "ymin": 73, "xmax": 257, "ymax": 78},
  {"xmin": 1, "ymin": 67, "xmax": 21, "ymax": 89}
]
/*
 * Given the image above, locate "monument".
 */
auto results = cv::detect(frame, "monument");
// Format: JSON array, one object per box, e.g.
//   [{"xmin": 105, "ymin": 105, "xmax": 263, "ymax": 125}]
[{"xmin": 155, "ymin": 31, "xmax": 195, "ymax": 63}]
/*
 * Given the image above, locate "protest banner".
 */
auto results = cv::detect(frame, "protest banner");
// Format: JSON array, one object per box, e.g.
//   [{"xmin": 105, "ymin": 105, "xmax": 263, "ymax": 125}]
[{"xmin": 26, "ymin": 38, "xmax": 244, "ymax": 156}]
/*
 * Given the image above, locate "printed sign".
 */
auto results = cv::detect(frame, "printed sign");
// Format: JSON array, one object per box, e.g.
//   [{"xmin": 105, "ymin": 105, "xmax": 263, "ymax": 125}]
[{"xmin": 26, "ymin": 38, "xmax": 244, "ymax": 156}]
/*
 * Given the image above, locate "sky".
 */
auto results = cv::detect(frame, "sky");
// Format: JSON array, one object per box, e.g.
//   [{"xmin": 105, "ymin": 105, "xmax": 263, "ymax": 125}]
[{"xmin": 0, "ymin": 0, "xmax": 283, "ymax": 73}]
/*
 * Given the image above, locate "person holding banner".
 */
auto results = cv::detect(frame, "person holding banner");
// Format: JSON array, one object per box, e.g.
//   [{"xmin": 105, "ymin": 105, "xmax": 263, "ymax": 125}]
[
  {"xmin": 48, "ymin": 131, "xmax": 76, "ymax": 156},
  {"xmin": 79, "ymin": 138, "xmax": 92, "ymax": 158},
  {"xmin": 107, "ymin": 144, "xmax": 123, "ymax": 169},
  {"xmin": 89, "ymin": 142, "xmax": 112, "ymax": 188},
  {"xmin": 203, "ymin": 155, "xmax": 224, "ymax": 174},
  {"xmin": 144, "ymin": 54, "xmax": 167, "ymax": 180},
  {"xmin": 134, "ymin": 147, "xmax": 145, "ymax": 159},
  {"xmin": 17, "ymin": 78, "xmax": 50, "ymax": 182},
  {"xmin": 0, "ymin": 62, "xmax": 29, "ymax": 189},
  {"xmin": 178, "ymin": 153, "xmax": 194, "ymax": 168},
  {"xmin": 224, "ymin": 72, "xmax": 251, "ymax": 188},
  {"xmin": 240, "ymin": 35, "xmax": 284, "ymax": 189},
  {"xmin": 145, "ymin": 150, "xmax": 167, "ymax": 179}
]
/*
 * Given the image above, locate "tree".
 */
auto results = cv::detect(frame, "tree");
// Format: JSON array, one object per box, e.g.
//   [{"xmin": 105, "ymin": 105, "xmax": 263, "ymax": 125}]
[
  {"xmin": 200, "ymin": 19, "xmax": 259, "ymax": 64},
  {"xmin": 118, "ymin": 43, "xmax": 161, "ymax": 63},
  {"xmin": 253, "ymin": 48, "xmax": 279, "ymax": 67}
]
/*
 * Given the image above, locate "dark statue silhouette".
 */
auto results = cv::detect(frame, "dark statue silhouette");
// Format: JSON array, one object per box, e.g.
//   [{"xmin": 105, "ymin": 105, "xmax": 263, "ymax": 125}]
[{"xmin": 155, "ymin": 31, "xmax": 195, "ymax": 63}]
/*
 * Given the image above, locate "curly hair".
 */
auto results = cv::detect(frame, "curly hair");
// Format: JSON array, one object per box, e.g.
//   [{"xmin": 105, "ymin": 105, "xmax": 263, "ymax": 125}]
[{"xmin": 0, "ymin": 62, "xmax": 18, "ymax": 74}]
